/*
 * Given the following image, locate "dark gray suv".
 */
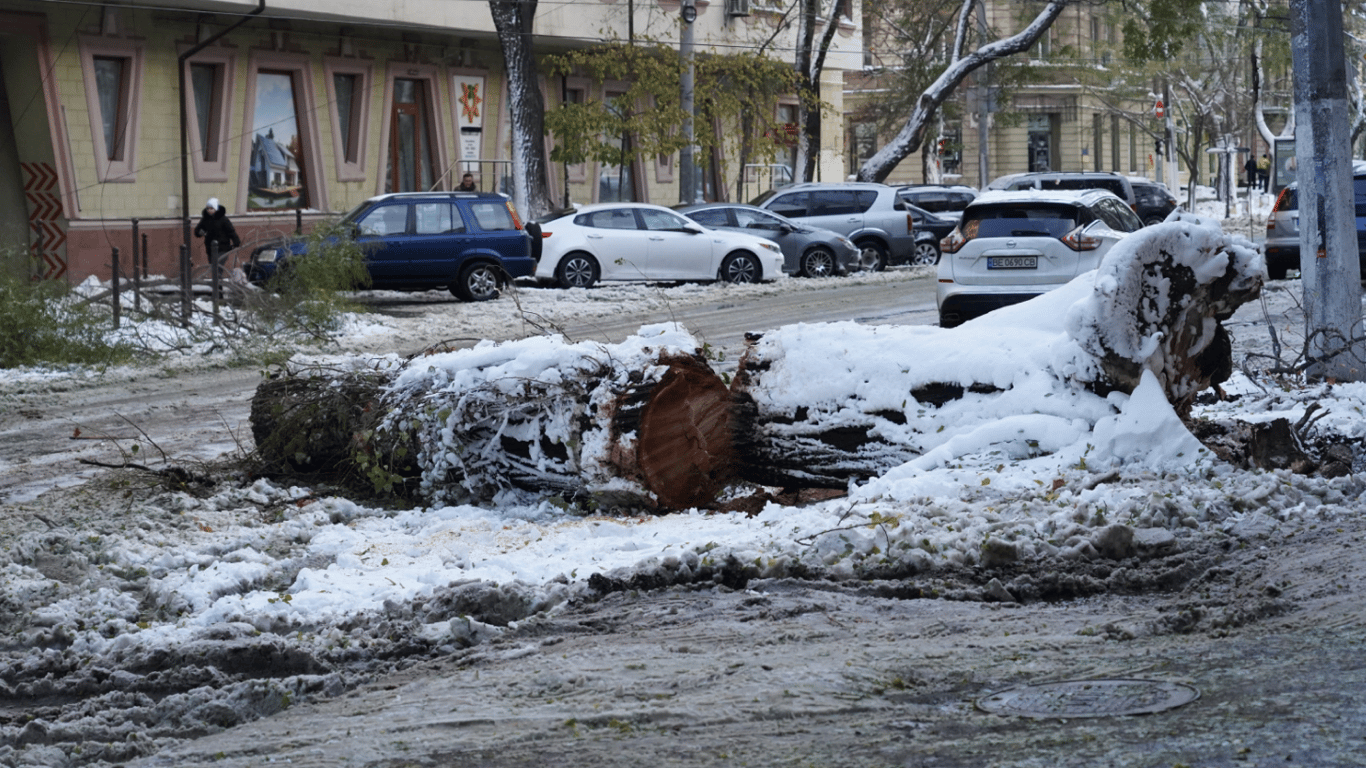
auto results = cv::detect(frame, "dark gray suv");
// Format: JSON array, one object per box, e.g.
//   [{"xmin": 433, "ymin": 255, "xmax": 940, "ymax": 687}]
[{"xmin": 750, "ymin": 182, "xmax": 916, "ymax": 270}]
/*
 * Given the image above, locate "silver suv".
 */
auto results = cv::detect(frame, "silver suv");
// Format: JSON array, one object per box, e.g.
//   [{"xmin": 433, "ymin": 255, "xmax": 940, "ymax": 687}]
[
  {"xmin": 986, "ymin": 171, "xmax": 1139, "ymax": 213},
  {"xmin": 936, "ymin": 188, "xmax": 1142, "ymax": 327},
  {"xmin": 750, "ymin": 182, "xmax": 916, "ymax": 270}
]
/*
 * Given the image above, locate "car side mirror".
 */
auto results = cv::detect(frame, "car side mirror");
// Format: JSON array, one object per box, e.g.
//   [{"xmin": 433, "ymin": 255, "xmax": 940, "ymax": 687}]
[{"xmin": 683, "ymin": 222, "xmax": 705, "ymax": 234}]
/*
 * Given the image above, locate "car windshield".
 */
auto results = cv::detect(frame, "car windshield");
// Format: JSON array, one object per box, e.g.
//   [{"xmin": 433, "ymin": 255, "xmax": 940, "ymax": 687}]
[
  {"xmin": 338, "ymin": 200, "xmax": 376, "ymax": 226},
  {"xmin": 962, "ymin": 204, "xmax": 1080, "ymax": 239}
]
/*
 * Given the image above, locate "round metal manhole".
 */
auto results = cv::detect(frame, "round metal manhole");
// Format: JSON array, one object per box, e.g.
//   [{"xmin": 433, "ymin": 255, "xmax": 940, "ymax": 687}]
[{"xmin": 977, "ymin": 678, "xmax": 1200, "ymax": 719}]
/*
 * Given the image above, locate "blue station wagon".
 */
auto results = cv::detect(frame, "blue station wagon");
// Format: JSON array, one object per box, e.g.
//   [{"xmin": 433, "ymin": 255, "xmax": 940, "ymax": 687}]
[{"xmin": 246, "ymin": 191, "xmax": 537, "ymax": 301}]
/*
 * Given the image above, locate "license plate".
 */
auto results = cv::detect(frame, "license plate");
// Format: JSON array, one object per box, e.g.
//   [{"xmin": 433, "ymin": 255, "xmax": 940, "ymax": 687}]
[{"xmin": 987, "ymin": 256, "xmax": 1038, "ymax": 269}]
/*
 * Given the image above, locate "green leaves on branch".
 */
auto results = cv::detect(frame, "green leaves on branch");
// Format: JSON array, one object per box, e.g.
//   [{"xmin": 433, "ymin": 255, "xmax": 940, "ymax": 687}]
[
  {"xmin": 542, "ymin": 41, "xmax": 806, "ymax": 169},
  {"xmin": 1122, "ymin": 0, "xmax": 1204, "ymax": 64}
]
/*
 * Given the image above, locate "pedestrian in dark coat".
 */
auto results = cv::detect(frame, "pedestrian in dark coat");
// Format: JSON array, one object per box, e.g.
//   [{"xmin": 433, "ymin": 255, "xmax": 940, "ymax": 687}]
[{"xmin": 194, "ymin": 197, "xmax": 241, "ymax": 262}]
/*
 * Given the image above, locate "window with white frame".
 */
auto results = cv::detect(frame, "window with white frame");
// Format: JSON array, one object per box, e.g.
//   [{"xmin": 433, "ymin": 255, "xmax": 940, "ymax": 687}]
[
  {"xmin": 324, "ymin": 58, "xmax": 372, "ymax": 181},
  {"xmin": 79, "ymin": 36, "xmax": 144, "ymax": 182},
  {"xmin": 182, "ymin": 45, "xmax": 235, "ymax": 182}
]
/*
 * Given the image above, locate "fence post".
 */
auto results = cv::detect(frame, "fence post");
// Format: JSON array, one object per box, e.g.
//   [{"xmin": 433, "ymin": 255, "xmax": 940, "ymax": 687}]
[
  {"xmin": 141, "ymin": 232, "xmax": 149, "ymax": 279},
  {"xmin": 130, "ymin": 219, "xmax": 141, "ymax": 313},
  {"xmin": 180, "ymin": 244, "xmax": 192, "ymax": 328},
  {"xmin": 111, "ymin": 246, "xmax": 121, "ymax": 329},
  {"xmin": 296, "ymin": 206, "xmax": 303, "ymax": 235},
  {"xmin": 210, "ymin": 239, "xmax": 221, "ymax": 325}
]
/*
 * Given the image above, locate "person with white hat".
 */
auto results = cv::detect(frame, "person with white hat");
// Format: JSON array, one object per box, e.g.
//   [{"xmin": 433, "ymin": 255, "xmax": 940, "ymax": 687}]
[{"xmin": 193, "ymin": 197, "xmax": 241, "ymax": 264}]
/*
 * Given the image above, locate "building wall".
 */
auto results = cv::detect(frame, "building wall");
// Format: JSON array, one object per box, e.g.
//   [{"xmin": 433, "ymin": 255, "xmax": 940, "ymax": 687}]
[{"xmin": 1, "ymin": 0, "xmax": 860, "ymax": 284}]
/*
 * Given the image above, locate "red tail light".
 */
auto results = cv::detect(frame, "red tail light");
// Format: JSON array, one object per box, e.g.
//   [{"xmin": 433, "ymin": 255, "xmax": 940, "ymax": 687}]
[
  {"xmin": 940, "ymin": 230, "xmax": 966, "ymax": 254},
  {"xmin": 1060, "ymin": 226, "xmax": 1102, "ymax": 251}
]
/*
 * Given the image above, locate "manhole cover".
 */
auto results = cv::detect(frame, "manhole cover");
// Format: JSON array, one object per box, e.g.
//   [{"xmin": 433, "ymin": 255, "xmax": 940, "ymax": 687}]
[{"xmin": 976, "ymin": 678, "xmax": 1200, "ymax": 719}]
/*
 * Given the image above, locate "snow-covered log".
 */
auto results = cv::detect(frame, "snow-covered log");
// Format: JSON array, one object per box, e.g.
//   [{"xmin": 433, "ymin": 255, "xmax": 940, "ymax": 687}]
[
  {"xmin": 730, "ymin": 215, "xmax": 1263, "ymax": 488},
  {"xmin": 253, "ymin": 217, "xmax": 1262, "ymax": 507},
  {"xmin": 251, "ymin": 326, "xmax": 735, "ymax": 510}
]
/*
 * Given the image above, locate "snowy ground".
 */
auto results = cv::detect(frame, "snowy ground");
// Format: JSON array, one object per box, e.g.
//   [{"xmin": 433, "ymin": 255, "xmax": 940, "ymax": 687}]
[{"xmin": 4, "ymin": 190, "xmax": 1366, "ymax": 767}]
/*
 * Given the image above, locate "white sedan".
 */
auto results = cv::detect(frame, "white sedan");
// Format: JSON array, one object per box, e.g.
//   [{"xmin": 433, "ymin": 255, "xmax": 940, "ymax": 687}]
[{"xmin": 534, "ymin": 203, "xmax": 787, "ymax": 288}]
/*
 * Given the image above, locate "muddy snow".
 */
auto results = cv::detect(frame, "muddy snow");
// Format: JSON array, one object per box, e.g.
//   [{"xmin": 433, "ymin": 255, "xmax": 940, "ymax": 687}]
[{"xmin": 3, "ymin": 205, "xmax": 1366, "ymax": 767}]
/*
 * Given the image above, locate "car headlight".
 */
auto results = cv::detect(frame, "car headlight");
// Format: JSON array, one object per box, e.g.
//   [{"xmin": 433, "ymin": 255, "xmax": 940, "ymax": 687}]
[
  {"xmin": 837, "ymin": 237, "xmax": 855, "ymax": 249},
  {"xmin": 254, "ymin": 249, "xmax": 279, "ymax": 264},
  {"xmin": 759, "ymin": 241, "xmax": 782, "ymax": 254}
]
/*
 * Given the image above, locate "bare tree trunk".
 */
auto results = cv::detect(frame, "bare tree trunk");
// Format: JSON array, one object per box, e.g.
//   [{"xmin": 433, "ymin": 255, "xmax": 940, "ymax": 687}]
[
  {"xmin": 856, "ymin": 0, "xmax": 1066, "ymax": 183},
  {"xmin": 490, "ymin": 0, "xmax": 554, "ymax": 218}
]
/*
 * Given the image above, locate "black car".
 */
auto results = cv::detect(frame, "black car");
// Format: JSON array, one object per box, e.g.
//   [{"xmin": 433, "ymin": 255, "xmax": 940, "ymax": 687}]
[
  {"xmin": 905, "ymin": 203, "xmax": 958, "ymax": 264},
  {"xmin": 896, "ymin": 185, "xmax": 977, "ymax": 219},
  {"xmin": 246, "ymin": 191, "xmax": 537, "ymax": 301},
  {"xmin": 1128, "ymin": 178, "xmax": 1179, "ymax": 226}
]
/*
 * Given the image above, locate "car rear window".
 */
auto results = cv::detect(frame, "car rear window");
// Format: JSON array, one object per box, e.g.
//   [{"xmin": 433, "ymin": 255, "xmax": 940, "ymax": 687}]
[
  {"xmin": 962, "ymin": 204, "xmax": 1081, "ymax": 239},
  {"xmin": 468, "ymin": 201, "xmax": 516, "ymax": 231},
  {"xmin": 1276, "ymin": 178, "xmax": 1366, "ymax": 213}
]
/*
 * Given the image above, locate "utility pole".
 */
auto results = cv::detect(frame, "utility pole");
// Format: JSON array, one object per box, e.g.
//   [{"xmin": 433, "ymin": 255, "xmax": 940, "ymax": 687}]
[
  {"xmin": 975, "ymin": 3, "xmax": 991, "ymax": 189},
  {"xmin": 678, "ymin": 0, "xmax": 697, "ymax": 204},
  {"xmin": 1290, "ymin": 0, "xmax": 1364, "ymax": 381}
]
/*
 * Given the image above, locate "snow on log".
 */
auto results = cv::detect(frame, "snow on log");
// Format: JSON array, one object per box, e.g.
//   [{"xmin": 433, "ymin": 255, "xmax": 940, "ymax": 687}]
[
  {"xmin": 730, "ymin": 215, "xmax": 1263, "ymax": 488},
  {"xmin": 252, "ymin": 325, "xmax": 735, "ymax": 510}
]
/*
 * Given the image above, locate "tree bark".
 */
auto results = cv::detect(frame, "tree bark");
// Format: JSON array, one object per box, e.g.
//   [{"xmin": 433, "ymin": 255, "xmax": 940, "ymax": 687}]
[
  {"xmin": 252, "ymin": 347, "xmax": 734, "ymax": 510},
  {"xmin": 490, "ymin": 0, "xmax": 554, "ymax": 217}
]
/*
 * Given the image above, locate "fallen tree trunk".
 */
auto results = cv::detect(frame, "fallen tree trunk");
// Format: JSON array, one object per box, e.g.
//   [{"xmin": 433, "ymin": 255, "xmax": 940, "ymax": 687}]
[
  {"xmin": 251, "ymin": 217, "xmax": 1263, "ymax": 508},
  {"xmin": 728, "ymin": 217, "xmax": 1263, "ymax": 488},
  {"xmin": 251, "ymin": 327, "xmax": 735, "ymax": 510}
]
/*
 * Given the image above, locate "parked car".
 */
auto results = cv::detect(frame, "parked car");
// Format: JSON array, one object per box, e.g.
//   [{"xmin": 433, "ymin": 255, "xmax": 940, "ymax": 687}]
[
  {"xmin": 749, "ymin": 182, "xmax": 916, "ymax": 270},
  {"xmin": 533, "ymin": 203, "xmax": 786, "ymax": 288},
  {"xmin": 1264, "ymin": 164, "xmax": 1366, "ymax": 280},
  {"xmin": 245, "ymin": 191, "xmax": 536, "ymax": 301},
  {"xmin": 1127, "ymin": 177, "xmax": 1180, "ymax": 226},
  {"xmin": 904, "ymin": 203, "xmax": 959, "ymax": 265},
  {"xmin": 986, "ymin": 171, "xmax": 1139, "ymax": 214},
  {"xmin": 674, "ymin": 203, "xmax": 861, "ymax": 277},
  {"xmin": 936, "ymin": 188, "xmax": 1143, "ymax": 327},
  {"xmin": 896, "ymin": 184, "xmax": 978, "ymax": 220}
]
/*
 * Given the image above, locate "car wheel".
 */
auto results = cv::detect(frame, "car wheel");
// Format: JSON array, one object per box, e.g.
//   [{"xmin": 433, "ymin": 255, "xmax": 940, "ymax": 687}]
[
  {"xmin": 1143, "ymin": 216, "xmax": 1167, "ymax": 227},
  {"xmin": 452, "ymin": 262, "xmax": 501, "ymax": 302},
  {"xmin": 555, "ymin": 252, "xmax": 599, "ymax": 289},
  {"xmin": 1267, "ymin": 262, "xmax": 1288, "ymax": 280},
  {"xmin": 720, "ymin": 252, "xmax": 760, "ymax": 283},
  {"xmin": 857, "ymin": 240, "xmax": 889, "ymax": 271},
  {"xmin": 912, "ymin": 240, "xmax": 940, "ymax": 266},
  {"xmin": 800, "ymin": 247, "xmax": 837, "ymax": 278}
]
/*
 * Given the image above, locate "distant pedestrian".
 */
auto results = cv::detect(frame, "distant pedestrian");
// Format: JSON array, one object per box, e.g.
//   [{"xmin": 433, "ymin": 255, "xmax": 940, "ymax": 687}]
[
  {"xmin": 1257, "ymin": 154, "xmax": 1270, "ymax": 190},
  {"xmin": 1244, "ymin": 156, "xmax": 1258, "ymax": 189},
  {"xmin": 457, "ymin": 173, "xmax": 478, "ymax": 192},
  {"xmin": 194, "ymin": 197, "xmax": 241, "ymax": 263}
]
